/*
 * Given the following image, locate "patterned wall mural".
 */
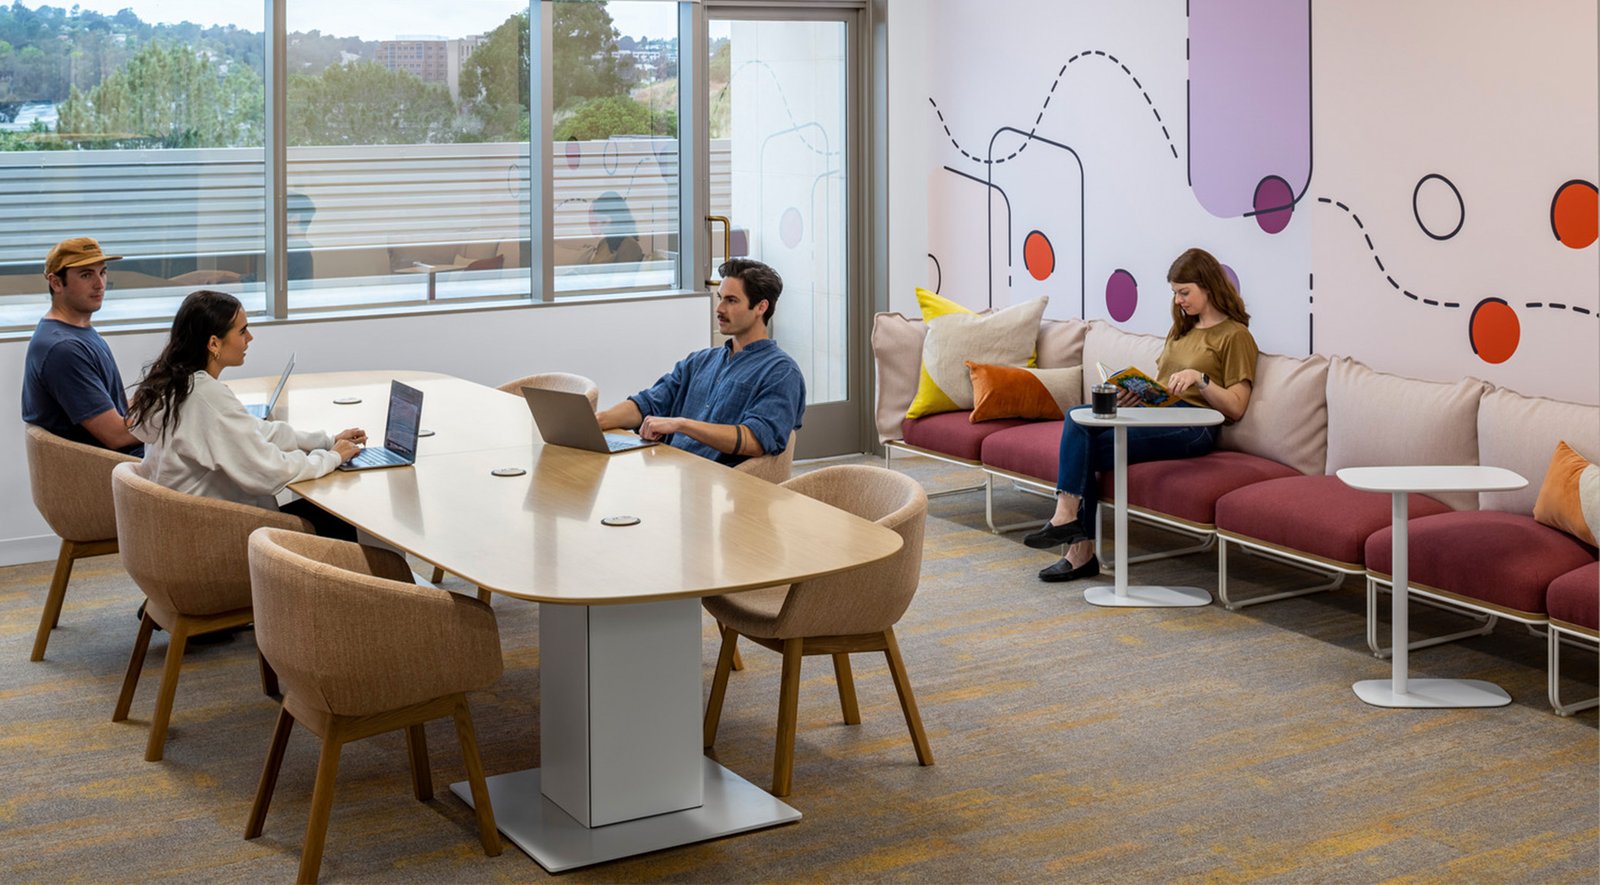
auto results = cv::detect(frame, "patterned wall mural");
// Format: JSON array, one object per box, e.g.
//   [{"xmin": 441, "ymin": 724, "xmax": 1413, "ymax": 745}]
[{"xmin": 910, "ymin": 0, "xmax": 1597, "ymax": 404}]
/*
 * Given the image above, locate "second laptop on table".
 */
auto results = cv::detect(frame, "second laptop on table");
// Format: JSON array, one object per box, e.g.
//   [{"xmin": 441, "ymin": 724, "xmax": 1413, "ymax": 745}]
[{"xmin": 521, "ymin": 386, "xmax": 658, "ymax": 454}]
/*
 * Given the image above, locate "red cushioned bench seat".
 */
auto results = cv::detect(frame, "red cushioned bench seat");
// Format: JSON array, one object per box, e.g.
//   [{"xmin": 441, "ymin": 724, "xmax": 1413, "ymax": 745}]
[
  {"xmin": 1364, "ymin": 511, "xmax": 1597, "ymax": 619},
  {"xmin": 899, "ymin": 412, "xmax": 1032, "ymax": 464},
  {"xmin": 1548, "ymin": 561, "xmax": 1599, "ymax": 633},
  {"xmin": 1215, "ymin": 474, "xmax": 1453, "ymax": 568},
  {"xmin": 977, "ymin": 420, "xmax": 1065, "ymax": 484}
]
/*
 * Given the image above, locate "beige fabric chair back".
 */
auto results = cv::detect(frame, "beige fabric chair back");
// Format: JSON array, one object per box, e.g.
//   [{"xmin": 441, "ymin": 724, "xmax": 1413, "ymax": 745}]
[
  {"xmin": 111, "ymin": 462, "xmax": 307, "ymax": 617},
  {"xmin": 734, "ymin": 430, "xmax": 798, "ymax": 484},
  {"xmin": 767, "ymin": 465, "xmax": 927, "ymax": 639},
  {"xmin": 498, "ymin": 372, "xmax": 600, "ymax": 409},
  {"xmin": 249, "ymin": 528, "xmax": 503, "ymax": 718},
  {"xmin": 25, "ymin": 424, "xmax": 137, "ymax": 542}
]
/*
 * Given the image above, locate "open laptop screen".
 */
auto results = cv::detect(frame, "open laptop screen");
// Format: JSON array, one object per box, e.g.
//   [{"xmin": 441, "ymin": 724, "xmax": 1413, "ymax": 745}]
[{"xmin": 384, "ymin": 381, "xmax": 423, "ymax": 460}]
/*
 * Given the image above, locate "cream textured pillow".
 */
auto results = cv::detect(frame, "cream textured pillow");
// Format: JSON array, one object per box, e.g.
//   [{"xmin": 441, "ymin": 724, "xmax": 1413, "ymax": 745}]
[
  {"xmin": 1079, "ymin": 321, "xmax": 1165, "ymax": 403},
  {"xmin": 915, "ymin": 296, "xmax": 1049, "ymax": 415}
]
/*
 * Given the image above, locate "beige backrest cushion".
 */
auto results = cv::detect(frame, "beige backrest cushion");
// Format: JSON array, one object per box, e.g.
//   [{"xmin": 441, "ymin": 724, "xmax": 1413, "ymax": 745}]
[
  {"xmin": 1324, "ymin": 357, "xmax": 1487, "ymax": 510},
  {"xmin": 872, "ymin": 312, "xmax": 928, "ymax": 441},
  {"xmin": 1477, "ymin": 387, "xmax": 1600, "ymax": 515},
  {"xmin": 1036, "ymin": 319, "xmax": 1090, "ymax": 369},
  {"xmin": 1079, "ymin": 321, "xmax": 1165, "ymax": 402},
  {"xmin": 1216, "ymin": 352, "xmax": 1330, "ymax": 475}
]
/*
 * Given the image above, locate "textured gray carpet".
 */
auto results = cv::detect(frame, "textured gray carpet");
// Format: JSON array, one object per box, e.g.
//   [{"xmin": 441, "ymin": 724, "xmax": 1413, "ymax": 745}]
[{"xmin": 1, "ymin": 453, "xmax": 1595, "ymax": 883}]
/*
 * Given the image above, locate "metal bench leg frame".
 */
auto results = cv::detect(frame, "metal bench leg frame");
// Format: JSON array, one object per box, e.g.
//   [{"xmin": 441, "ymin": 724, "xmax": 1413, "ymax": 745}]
[
  {"xmin": 986, "ymin": 477, "xmax": 1053, "ymax": 535},
  {"xmin": 1548, "ymin": 626, "xmax": 1599, "ymax": 716},
  {"xmin": 883, "ymin": 446, "xmax": 988, "ymax": 499},
  {"xmin": 1365, "ymin": 576, "xmax": 1498, "ymax": 660},
  {"xmin": 1216, "ymin": 538, "xmax": 1345, "ymax": 611}
]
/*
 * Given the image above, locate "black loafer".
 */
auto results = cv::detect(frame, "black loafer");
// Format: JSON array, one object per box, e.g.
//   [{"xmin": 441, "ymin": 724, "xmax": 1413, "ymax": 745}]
[
  {"xmin": 1038, "ymin": 555, "xmax": 1100, "ymax": 583},
  {"xmin": 1023, "ymin": 519, "xmax": 1088, "ymax": 549}
]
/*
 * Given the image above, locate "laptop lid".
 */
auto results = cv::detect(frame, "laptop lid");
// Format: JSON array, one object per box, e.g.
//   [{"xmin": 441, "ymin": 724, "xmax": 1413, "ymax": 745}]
[
  {"xmin": 264, "ymin": 352, "xmax": 295, "ymax": 414},
  {"xmin": 522, "ymin": 386, "xmax": 654, "ymax": 453},
  {"xmin": 382, "ymin": 380, "xmax": 424, "ymax": 461}
]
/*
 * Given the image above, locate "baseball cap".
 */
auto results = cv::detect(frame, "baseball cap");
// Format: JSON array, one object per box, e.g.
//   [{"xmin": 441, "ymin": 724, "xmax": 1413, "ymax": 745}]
[{"xmin": 46, "ymin": 237, "xmax": 122, "ymax": 277}]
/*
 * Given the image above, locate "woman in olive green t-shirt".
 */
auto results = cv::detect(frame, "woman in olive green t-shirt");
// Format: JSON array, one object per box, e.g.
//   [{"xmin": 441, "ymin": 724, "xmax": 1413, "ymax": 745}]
[{"xmin": 1023, "ymin": 247, "xmax": 1260, "ymax": 582}]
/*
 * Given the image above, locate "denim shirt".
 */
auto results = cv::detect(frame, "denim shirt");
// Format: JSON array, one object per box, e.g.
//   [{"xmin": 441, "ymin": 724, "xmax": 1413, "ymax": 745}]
[{"xmin": 628, "ymin": 338, "xmax": 806, "ymax": 465}]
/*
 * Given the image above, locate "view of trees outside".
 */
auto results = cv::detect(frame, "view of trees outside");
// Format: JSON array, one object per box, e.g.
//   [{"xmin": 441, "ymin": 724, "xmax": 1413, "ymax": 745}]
[{"xmin": 0, "ymin": 0, "xmax": 680, "ymax": 149}]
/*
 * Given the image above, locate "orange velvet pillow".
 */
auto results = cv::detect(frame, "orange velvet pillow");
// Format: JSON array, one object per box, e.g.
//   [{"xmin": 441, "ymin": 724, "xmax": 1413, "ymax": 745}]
[
  {"xmin": 1532, "ymin": 441, "xmax": 1599, "ymax": 547},
  {"xmin": 966, "ymin": 361, "xmax": 1083, "ymax": 423}
]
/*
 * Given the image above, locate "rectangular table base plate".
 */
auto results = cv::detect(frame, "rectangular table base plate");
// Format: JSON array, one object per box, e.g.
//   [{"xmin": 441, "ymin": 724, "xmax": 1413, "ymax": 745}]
[
  {"xmin": 1084, "ymin": 585, "xmax": 1212, "ymax": 608},
  {"xmin": 449, "ymin": 757, "xmax": 800, "ymax": 872},
  {"xmin": 1353, "ymin": 678, "xmax": 1512, "ymax": 708}
]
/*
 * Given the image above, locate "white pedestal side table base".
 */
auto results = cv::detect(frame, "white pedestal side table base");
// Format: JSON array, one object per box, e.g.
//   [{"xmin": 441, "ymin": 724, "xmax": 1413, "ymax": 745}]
[
  {"xmin": 1353, "ymin": 678, "xmax": 1512, "ymax": 708},
  {"xmin": 1084, "ymin": 584, "xmax": 1211, "ymax": 607}
]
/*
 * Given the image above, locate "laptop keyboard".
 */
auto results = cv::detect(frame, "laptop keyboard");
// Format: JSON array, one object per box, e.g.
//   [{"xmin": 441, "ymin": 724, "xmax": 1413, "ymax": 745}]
[{"xmin": 346, "ymin": 446, "xmax": 410, "ymax": 468}]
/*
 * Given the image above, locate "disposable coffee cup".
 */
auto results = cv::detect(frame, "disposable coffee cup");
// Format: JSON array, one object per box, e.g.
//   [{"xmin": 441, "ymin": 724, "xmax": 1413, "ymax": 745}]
[{"xmin": 1091, "ymin": 383, "xmax": 1118, "ymax": 417}]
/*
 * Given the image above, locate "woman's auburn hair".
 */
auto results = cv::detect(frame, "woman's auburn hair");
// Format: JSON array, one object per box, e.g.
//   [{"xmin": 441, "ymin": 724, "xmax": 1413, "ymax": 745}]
[{"xmin": 1165, "ymin": 247, "xmax": 1250, "ymax": 339}]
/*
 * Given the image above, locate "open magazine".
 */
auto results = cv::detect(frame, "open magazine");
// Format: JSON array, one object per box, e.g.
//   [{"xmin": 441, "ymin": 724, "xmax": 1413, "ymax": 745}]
[{"xmin": 1095, "ymin": 362, "xmax": 1182, "ymax": 407}]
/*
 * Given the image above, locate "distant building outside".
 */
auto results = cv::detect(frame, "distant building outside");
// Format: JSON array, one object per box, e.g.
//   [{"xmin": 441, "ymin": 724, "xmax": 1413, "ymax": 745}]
[{"xmin": 374, "ymin": 34, "xmax": 486, "ymax": 102}]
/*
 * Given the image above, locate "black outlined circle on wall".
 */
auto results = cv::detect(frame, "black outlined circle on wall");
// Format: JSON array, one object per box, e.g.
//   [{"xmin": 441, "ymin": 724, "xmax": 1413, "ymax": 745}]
[{"xmin": 1413, "ymin": 173, "xmax": 1464, "ymax": 241}]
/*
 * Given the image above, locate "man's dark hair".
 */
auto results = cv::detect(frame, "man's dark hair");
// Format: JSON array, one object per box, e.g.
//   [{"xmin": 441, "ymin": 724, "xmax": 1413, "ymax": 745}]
[{"xmin": 718, "ymin": 258, "xmax": 782, "ymax": 324}]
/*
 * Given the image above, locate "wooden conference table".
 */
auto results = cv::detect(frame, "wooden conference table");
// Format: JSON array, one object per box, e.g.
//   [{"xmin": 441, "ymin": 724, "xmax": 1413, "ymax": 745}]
[{"xmin": 229, "ymin": 370, "xmax": 903, "ymax": 871}]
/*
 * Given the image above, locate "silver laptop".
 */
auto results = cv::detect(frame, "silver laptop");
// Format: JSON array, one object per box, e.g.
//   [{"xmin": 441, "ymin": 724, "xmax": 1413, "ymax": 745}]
[
  {"xmin": 245, "ymin": 353, "xmax": 295, "ymax": 419},
  {"xmin": 522, "ymin": 386, "xmax": 658, "ymax": 454},
  {"xmin": 338, "ymin": 380, "xmax": 423, "ymax": 471}
]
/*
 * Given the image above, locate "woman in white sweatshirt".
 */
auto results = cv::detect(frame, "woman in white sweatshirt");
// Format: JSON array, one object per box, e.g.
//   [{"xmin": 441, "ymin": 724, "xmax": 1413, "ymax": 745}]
[{"xmin": 127, "ymin": 290, "xmax": 366, "ymax": 538}]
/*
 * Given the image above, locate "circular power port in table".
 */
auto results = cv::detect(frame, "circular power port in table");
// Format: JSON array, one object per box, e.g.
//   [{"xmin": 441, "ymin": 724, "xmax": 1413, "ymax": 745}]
[
  {"xmin": 601, "ymin": 515, "xmax": 641, "ymax": 527},
  {"xmin": 490, "ymin": 467, "xmax": 526, "ymax": 477},
  {"xmin": 417, "ymin": 429, "xmax": 436, "ymax": 437},
  {"xmin": 332, "ymin": 396, "xmax": 362, "ymax": 405}
]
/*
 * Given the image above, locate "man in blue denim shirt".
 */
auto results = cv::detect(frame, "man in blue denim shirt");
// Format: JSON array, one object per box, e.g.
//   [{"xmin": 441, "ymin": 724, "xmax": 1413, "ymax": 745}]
[{"xmin": 597, "ymin": 259, "xmax": 805, "ymax": 466}]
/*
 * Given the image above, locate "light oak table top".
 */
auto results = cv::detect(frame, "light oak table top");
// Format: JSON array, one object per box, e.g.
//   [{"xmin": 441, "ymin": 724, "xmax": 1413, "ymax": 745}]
[{"xmin": 229, "ymin": 370, "xmax": 902, "ymax": 605}]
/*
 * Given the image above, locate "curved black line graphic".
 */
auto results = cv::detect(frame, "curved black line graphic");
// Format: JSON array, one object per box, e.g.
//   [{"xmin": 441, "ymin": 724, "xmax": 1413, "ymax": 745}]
[
  {"xmin": 940, "ymin": 164, "xmax": 1009, "ymax": 311},
  {"xmin": 928, "ymin": 48, "xmax": 1178, "ymax": 167},
  {"xmin": 716, "ymin": 60, "xmax": 841, "ymax": 158},
  {"xmin": 1318, "ymin": 195, "xmax": 1597, "ymax": 320},
  {"xmin": 1413, "ymin": 173, "xmax": 1465, "ymax": 241},
  {"xmin": 987, "ymin": 126, "xmax": 1087, "ymax": 318},
  {"xmin": 1549, "ymin": 179, "xmax": 1598, "ymax": 241},
  {"xmin": 928, "ymin": 253, "xmax": 942, "ymax": 294}
]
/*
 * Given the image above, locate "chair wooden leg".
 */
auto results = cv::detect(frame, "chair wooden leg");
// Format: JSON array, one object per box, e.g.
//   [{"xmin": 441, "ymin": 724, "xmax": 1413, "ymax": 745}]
[
  {"xmin": 475, "ymin": 587, "xmax": 491, "ymax": 605},
  {"xmin": 429, "ymin": 566, "xmax": 445, "ymax": 585},
  {"xmin": 704, "ymin": 624, "xmax": 739, "ymax": 749},
  {"xmin": 144, "ymin": 622, "xmax": 191, "ymax": 762},
  {"xmin": 112, "ymin": 611, "xmax": 156, "ymax": 722},
  {"xmin": 30, "ymin": 540, "xmax": 78, "ymax": 661},
  {"xmin": 882, "ymin": 628, "xmax": 933, "ymax": 766},
  {"xmin": 451, "ymin": 697, "xmax": 502, "ymax": 857},
  {"xmin": 246, "ymin": 706, "xmax": 296, "ymax": 839},
  {"xmin": 772, "ymin": 638, "xmax": 803, "ymax": 797},
  {"xmin": 404, "ymin": 723, "xmax": 433, "ymax": 801},
  {"xmin": 731, "ymin": 643, "xmax": 744, "ymax": 672},
  {"xmin": 259, "ymin": 652, "xmax": 280, "ymax": 698},
  {"xmin": 832, "ymin": 653, "xmax": 861, "ymax": 725},
  {"xmin": 299, "ymin": 732, "xmax": 344, "ymax": 884}
]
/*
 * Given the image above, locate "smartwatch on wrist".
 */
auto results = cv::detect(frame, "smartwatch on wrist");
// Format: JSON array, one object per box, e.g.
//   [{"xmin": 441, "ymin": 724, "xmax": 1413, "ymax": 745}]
[{"xmin": 1199, "ymin": 373, "xmax": 1211, "ymax": 390}]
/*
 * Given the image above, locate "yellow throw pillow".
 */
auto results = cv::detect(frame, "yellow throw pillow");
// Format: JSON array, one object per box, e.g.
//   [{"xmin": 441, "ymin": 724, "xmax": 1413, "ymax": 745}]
[
  {"xmin": 905, "ymin": 289, "xmax": 1048, "ymax": 420},
  {"xmin": 967, "ymin": 362, "xmax": 1084, "ymax": 422},
  {"xmin": 1532, "ymin": 441, "xmax": 1600, "ymax": 546}
]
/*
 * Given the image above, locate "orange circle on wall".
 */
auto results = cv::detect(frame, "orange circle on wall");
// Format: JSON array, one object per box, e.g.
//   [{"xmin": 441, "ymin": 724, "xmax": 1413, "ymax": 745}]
[
  {"xmin": 1023, "ymin": 230, "xmax": 1054, "ymax": 281},
  {"xmin": 1469, "ymin": 298, "xmax": 1519, "ymax": 364},
  {"xmin": 1551, "ymin": 180, "xmax": 1598, "ymax": 249}
]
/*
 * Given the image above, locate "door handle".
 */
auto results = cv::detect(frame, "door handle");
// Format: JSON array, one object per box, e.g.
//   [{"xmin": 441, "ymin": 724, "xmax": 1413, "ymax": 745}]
[{"xmin": 706, "ymin": 215, "xmax": 732, "ymax": 288}]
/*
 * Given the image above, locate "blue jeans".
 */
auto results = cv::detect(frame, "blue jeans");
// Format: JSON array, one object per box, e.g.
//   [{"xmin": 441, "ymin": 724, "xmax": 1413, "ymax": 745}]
[{"xmin": 1055, "ymin": 403, "xmax": 1220, "ymax": 539}]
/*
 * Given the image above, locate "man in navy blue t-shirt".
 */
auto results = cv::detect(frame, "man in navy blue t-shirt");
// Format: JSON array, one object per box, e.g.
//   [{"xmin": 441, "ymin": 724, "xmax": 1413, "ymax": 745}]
[
  {"xmin": 21, "ymin": 237, "xmax": 143, "ymax": 456},
  {"xmin": 596, "ymin": 258, "xmax": 805, "ymax": 466}
]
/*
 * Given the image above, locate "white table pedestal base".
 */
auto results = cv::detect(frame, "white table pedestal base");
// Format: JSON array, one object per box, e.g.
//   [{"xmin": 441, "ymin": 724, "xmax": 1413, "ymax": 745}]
[
  {"xmin": 1084, "ymin": 584, "xmax": 1212, "ymax": 607},
  {"xmin": 450, "ymin": 759, "xmax": 800, "ymax": 872},
  {"xmin": 1353, "ymin": 678, "xmax": 1511, "ymax": 708}
]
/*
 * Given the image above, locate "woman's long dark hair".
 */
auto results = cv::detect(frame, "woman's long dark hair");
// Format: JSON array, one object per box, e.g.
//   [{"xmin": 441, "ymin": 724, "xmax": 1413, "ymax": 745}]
[
  {"xmin": 1166, "ymin": 247, "xmax": 1251, "ymax": 340},
  {"xmin": 127, "ymin": 290, "xmax": 242, "ymax": 440}
]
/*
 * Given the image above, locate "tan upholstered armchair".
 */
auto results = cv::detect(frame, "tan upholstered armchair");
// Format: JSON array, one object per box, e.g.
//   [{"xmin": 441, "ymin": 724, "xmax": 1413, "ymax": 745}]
[
  {"xmin": 702, "ymin": 464, "xmax": 933, "ymax": 796},
  {"xmin": 109, "ymin": 462, "xmax": 311, "ymax": 762},
  {"xmin": 23, "ymin": 424, "xmax": 139, "ymax": 661},
  {"xmin": 733, "ymin": 429, "xmax": 797, "ymax": 485},
  {"xmin": 245, "ymin": 528, "xmax": 503, "ymax": 884},
  {"xmin": 497, "ymin": 371, "xmax": 600, "ymax": 408}
]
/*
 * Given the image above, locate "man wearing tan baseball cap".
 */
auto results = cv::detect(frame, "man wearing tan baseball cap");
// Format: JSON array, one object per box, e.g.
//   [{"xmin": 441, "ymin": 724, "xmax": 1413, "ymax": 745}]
[{"xmin": 21, "ymin": 236, "xmax": 143, "ymax": 455}]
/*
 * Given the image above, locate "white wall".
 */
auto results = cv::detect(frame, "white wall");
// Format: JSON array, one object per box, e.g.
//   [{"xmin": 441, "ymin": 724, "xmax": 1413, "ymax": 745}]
[{"xmin": 1, "ymin": 296, "xmax": 710, "ymax": 565}]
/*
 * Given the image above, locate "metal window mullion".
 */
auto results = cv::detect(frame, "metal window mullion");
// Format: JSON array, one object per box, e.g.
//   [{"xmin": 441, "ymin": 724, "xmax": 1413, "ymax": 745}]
[
  {"xmin": 265, "ymin": 0, "xmax": 287, "ymax": 319},
  {"xmin": 680, "ymin": 1, "xmax": 709, "ymax": 297},
  {"xmin": 532, "ymin": 2, "xmax": 554, "ymax": 302}
]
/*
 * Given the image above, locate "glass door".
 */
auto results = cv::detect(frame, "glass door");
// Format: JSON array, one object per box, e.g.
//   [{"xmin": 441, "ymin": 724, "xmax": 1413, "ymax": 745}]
[{"xmin": 706, "ymin": 8, "xmax": 860, "ymax": 457}]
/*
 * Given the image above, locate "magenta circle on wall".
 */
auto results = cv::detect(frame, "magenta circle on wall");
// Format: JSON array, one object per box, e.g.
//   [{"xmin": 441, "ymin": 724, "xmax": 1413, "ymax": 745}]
[
  {"xmin": 779, "ymin": 207, "xmax": 804, "ymax": 249},
  {"xmin": 1251, "ymin": 175, "xmax": 1294, "ymax": 234},
  {"xmin": 564, "ymin": 137, "xmax": 582, "ymax": 171},
  {"xmin": 1105, "ymin": 269, "xmax": 1137, "ymax": 322}
]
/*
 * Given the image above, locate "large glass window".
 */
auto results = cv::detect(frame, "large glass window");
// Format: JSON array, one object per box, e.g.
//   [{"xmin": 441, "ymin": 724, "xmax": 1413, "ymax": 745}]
[{"xmin": 0, "ymin": 0, "xmax": 688, "ymax": 332}]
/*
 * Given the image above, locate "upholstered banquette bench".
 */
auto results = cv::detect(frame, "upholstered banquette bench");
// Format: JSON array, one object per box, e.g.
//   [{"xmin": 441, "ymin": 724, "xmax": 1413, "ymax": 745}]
[{"xmin": 873, "ymin": 303, "xmax": 1598, "ymax": 713}]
